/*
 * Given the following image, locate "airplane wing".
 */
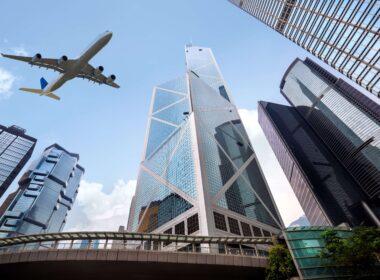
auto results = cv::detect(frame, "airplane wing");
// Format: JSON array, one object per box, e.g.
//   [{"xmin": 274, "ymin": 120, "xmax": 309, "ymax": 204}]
[
  {"xmin": 77, "ymin": 63, "xmax": 120, "ymax": 88},
  {"xmin": 1, "ymin": 53, "xmax": 75, "ymax": 73}
]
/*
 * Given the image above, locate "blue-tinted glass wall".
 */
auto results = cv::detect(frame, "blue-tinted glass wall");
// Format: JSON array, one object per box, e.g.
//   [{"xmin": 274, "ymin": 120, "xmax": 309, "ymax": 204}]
[
  {"xmin": 186, "ymin": 46, "xmax": 283, "ymax": 230},
  {"xmin": 0, "ymin": 144, "xmax": 84, "ymax": 237},
  {"xmin": 229, "ymin": 0, "xmax": 380, "ymax": 97},
  {"xmin": 280, "ymin": 58, "xmax": 380, "ymax": 225},
  {"xmin": 285, "ymin": 226, "xmax": 354, "ymax": 279},
  {"xmin": 129, "ymin": 46, "xmax": 283, "ymax": 238},
  {"xmin": 130, "ymin": 74, "xmax": 196, "ymax": 234},
  {"xmin": 258, "ymin": 101, "xmax": 376, "ymax": 227},
  {"xmin": 0, "ymin": 125, "xmax": 36, "ymax": 198}
]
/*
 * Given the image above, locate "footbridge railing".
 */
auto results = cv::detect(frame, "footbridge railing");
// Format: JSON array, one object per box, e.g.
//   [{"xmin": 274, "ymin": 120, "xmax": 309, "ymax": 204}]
[{"xmin": 0, "ymin": 231, "xmax": 274, "ymax": 257}]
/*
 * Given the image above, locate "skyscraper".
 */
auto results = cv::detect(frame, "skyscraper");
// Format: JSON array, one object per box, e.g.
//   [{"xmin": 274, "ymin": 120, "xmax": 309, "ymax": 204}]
[
  {"xmin": 228, "ymin": 0, "xmax": 380, "ymax": 97},
  {"xmin": 259, "ymin": 57, "xmax": 380, "ymax": 226},
  {"xmin": 0, "ymin": 144, "xmax": 84, "ymax": 237},
  {"xmin": 128, "ymin": 46, "xmax": 283, "ymax": 238},
  {"xmin": 0, "ymin": 125, "xmax": 37, "ymax": 198},
  {"xmin": 258, "ymin": 101, "xmax": 376, "ymax": 226}
]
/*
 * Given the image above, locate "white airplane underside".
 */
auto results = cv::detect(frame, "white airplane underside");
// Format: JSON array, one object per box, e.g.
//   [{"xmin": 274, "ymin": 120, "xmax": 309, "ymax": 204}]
[{"xmin": 1, "ymin": 31, "xmax": 120, "ymax": 101}]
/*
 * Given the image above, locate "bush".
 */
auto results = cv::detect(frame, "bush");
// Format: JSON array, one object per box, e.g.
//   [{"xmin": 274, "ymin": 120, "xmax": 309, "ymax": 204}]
[
  {"xmin": 266, "ymin": 244, "xmax": 297, "ymax": 280},
  {"xmin": 321, "ymin": 227, "xmax": 380, "ymax": 279}
]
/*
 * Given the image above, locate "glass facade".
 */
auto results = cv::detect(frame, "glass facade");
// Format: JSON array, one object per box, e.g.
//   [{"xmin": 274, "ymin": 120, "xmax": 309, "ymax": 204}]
[
  {"xmin": 285, "ymin": 226, "xmax": 353, "ymax": 279},
  {"xmin": 130, "ymin": 75, "xmax": 196, "ymax": 233},
  {"xmin": 129, "ymin": 46, "xmax": 282, "ymax": 237},
  {"xmin": 259, "ymin": 101, "xmax": 377, "ymax": 226},
  {"xmin": 229, "ymin": 0, "xmax": 380, "ymax": 97},
  {"xmin": 188, "ymin": 46, "xmax": 282, "ymax": 232},
  {"xmin": 0, "ymin": 125, "xmax": 36, "ymax": 198},
  {"xmin": 0, "ymin": 144, "xmax": 84, "ymax": 237},
  {"xmin": 280, "ymin": 58, "xmax": 380, "ymax": 225}
]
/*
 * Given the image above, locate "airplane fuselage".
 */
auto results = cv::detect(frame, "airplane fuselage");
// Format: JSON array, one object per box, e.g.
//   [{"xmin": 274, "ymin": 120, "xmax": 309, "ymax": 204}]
[{"xmin": 45, "ymin": 31, "xmax": 113, "ymax": 92}]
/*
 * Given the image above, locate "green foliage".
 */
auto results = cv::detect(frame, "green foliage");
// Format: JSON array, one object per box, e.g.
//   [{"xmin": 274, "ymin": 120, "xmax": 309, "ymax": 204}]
[
  {"xmin": 266, "ymin": 244, "xmax": 297, "ymax": 280},
  {"xmin": 321, "ymin": 227, "xmax": 380, "ymax": 278}
]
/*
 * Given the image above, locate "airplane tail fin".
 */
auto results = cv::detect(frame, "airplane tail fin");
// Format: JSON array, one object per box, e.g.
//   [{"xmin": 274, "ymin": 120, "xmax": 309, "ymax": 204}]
[
  {"xmin": 19, "ymin": 88, "xmax": 60, "ymax": 101},
  {"xmin": 40, "ymin": 77, "xmax": 48, "ymax": 89}
]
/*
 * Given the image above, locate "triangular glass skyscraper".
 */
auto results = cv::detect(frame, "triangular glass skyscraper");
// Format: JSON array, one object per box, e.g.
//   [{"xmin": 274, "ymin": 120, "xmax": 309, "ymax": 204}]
[{"xmin": 127, "ymin": 46, "xmax": 283, "ymax": 238}]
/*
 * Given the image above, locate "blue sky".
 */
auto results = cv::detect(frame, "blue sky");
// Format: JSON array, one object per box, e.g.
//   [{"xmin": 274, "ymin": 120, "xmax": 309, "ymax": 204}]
[{"xmin": 2, "ymin": 0, "xmax": 360, "ymax": 229}]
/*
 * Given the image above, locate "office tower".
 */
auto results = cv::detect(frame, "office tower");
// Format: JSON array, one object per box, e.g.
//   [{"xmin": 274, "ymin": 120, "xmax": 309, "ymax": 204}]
[
  {"xmin": 0, "ymin": 144, "xmax": 84, "ymax": 237},
  {"xmin": 228, "ymin": 0, "xmax": 380, "ymax": 97},
  {"xmin": 0, "ymin": 125, "xmax": 37, "ymax": 197},
  {"xmin": 126, "ymin": 196, "xmax": 135, "ymax": 231},
  {"xmin": 79, "ymin": 239, "xmax": 100, "ymax": 249},
  {"xmin": 128, "ymin": 46, "xmax": 283, "ymax": 238},
  {"xmin": 112, "ymin": 225, "xmax": 127, "ymax": 249},
  {"xmin": 259, "ymin": 101, "xmax": 376, "ymax": 226},
  {"xmin": 259, "ymin": 57, "xmax": 380, "ymax": 226}
]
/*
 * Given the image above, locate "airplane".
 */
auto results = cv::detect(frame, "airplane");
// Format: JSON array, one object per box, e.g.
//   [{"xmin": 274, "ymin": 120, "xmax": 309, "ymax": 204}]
[{"xmin": 1, "ymin": 31, "xmax": 119, "ymax": 101}]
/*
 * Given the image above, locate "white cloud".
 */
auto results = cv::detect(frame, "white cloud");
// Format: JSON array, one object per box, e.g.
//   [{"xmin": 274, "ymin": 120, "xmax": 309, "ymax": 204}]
[
  {"xmin": 12, "ymin": 45, "xmax": 29, "ymax": 56},
  {"xmin": 64, "ymin": 179, "xmax": 136, "ymax": 232},
  {"xmin": 0, "ymin": 67, "xmax": 16, "ymax": 99},
  {"xmin": 239, "ymin": 108, "xmax": 304, "ymax": 227}
]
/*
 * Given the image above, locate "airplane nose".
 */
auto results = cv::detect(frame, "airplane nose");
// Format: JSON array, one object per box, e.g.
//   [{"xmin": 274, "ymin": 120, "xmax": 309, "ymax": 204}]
[{"xmin": 102, "ymin": 31, "xmax": 112, "ymax": 41}]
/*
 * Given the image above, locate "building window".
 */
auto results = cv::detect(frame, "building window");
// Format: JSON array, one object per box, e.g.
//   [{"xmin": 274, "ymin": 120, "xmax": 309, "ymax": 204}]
[
  {"xmin": 37, "ymin": 160, "xmax": 55, "ymax": 172},
  {"xmin": 175, "ymin": 221, "xmax": 185, "ymax": 235},
  {"xmin": 218, "ymin": 85, "xmax": 230, "ymax": 102},
  {"xmin": 33, "ymin": 175, "xmax": 45, "ymax": 182},
  {"xmin": 214, "ymin": 212, "xmax": 227, "ymax": 231},
  {"xmin": 27, "ymin": 184, "xmax": 40, "ymax": 191},
  {"xmin": 263, "ymin": 230, "xmax": 271, "ymax": 237},
  {"xmin": 4, "ymin": 219, "xmax": 18, "ymax": 227},
  {"xmin": 164, "ymin": 228, "xmax": 172, "ymax": 234},
  {"xmin": 228, "ymin": 217, "xmax": 241, "ymax": 235},
  {"xmin": 187, "ymin": 214, "xmax": 199, "ymax": 234},
  {"xmin": 258, "ymin": 250, "xmax": 269, "ymax": 257},
  {"xmin": 252, "ymin": 226, "xmax": 262, "ymax": 237},
  {"xmin": 163, "ymin": 228, "xmax": 172, "ymax": 247},
  {"xmin": 241, "ymin": 222, "xmax": 252, "ymax": 237}
]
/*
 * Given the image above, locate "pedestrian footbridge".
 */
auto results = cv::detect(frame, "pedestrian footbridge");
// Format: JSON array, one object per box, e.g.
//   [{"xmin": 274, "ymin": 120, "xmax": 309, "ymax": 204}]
[{"xmin": 0, "ymin": 231, "xmax": 273, "ymax": 280}]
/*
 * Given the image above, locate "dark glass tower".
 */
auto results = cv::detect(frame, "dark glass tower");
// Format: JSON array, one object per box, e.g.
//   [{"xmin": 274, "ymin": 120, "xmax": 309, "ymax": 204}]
[
  {"xmin": 259, "ymin": 101, "xmax": 375, "ymax": 226},
  {"xmin": 228, "ymin": 0, "xmax": 380, "ymax": 97},
  {"xmin": 0, "ymin": 125, "xmax": 37, "ymax": 197},
  {"xmin": 128, "ymin": 46, "xmax": 283, "ymax": 238},
  {"xmin": 259, "ymin": 57, "xmax": 380, "ymax": 226},
  {"xmin": 0, "ymin": 144, "xmax": 84, "ymax": 237}
]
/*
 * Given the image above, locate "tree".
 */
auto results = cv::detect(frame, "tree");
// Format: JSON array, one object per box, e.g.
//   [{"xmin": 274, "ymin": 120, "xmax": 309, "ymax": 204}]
[
  {"xmin": 266, "ymin": 244, "xmax": 297, "ymax": 280},
  {"xmin": 321, "ymin": 227, "xmax": 380, "ymax": 279}
]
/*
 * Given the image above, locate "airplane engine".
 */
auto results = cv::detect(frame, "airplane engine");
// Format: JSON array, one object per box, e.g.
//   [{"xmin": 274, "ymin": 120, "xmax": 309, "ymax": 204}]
[
  {"xmin": 58, "ymin": 55, "xmax": 68, "ymax": 65},
  {"xmin": 93, "ymin": 66, "xmax": 104, "ymax": 76},
  {"xmin": 32, "ymin": 53, "xmax": 42, "ymax": 62},
  {"xmin": 106, "ymin": 74, "xmax": 116, "ymax": 84}
]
